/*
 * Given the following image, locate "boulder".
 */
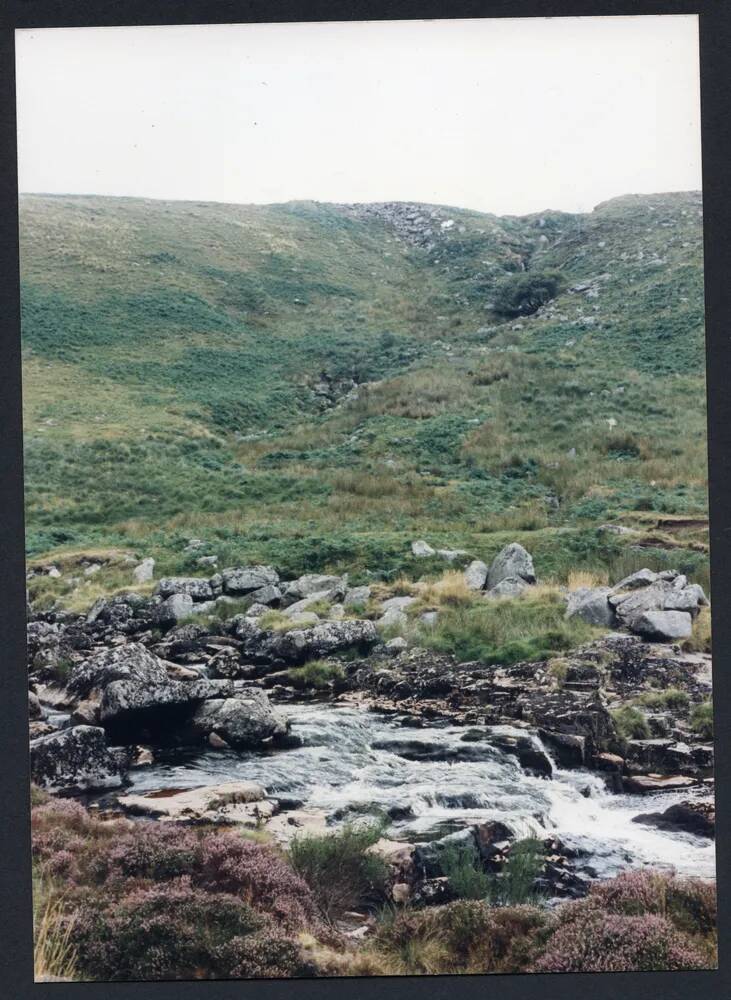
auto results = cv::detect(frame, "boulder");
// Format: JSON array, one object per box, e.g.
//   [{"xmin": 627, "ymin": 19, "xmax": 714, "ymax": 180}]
[
  {"xmin": 436, "ymin": 548, "xmax": 468, "ymax": 561},
  {"xmin": 153, "ymin": 592, "xmax": 195, "ymax": 626},
  {"xmin": 190, "ymin": 689, "xmax": 289, "ymax": 748},
  {"xmin": 632, "ymin": 800, "xmax": 714, "ymax": 838},
  {"xmin": 381, "ymin": 596, "xmax": 417, "ymax": 613},
  {"xmin": 271, "ymin": 619, "xmax": 379, "ymax": 662},
  {"xmin": 222, "ymin": 565, "xmax": 279, "ymax": 594},
  {"xmin": 487, "ymin": 543, "xmax": 536, "ymax": 589},
  {"xmin": 100, "ymin": 676, "xmax": 233, "ymax": 725},
  {"xmin": 132, "ymin": 558, "xmax": 155, "ymax": 584},
  {"xmin": 612, "ymin": 568, "xmax": 658, "ymax": 591},
  {"xmin": 247, "ymin": 584, "xmax": 282, "ymax": 607},
  {"xmin": 565, "ymin": 587, "xmax": 617, "ymax": 627},
  {"xmin": 68, "ymin": 642, "xmax": 167, "ymax": 699},
  {"xmin": 157, "ymin": 577, "xmax": 214, "ymax": 601},
  {"xmin": 487, "ymin": 576, "xmax": 528, "ymax": 599},
  {"xmin": 377, "ymin": 607, "xmax": 408, "ymax": 629},
  {"xmin": 464, "ymin": 560, "xmax": 488, "ymax": 591},
  {"xmin": 663, "ymin": 585, "xmax": 707, "ymax": 617},
  {"xmin": 283, "ymin": 573, "xmax": 346, "ymax": 601},
  {"xmin": 344, "ymin": 585, "xmax": 371, "ymax": 607},
  {"xmin": 411, "ymin": 540, "xmax": 436, "ymax": 558},
  {"xmin": 28, "ymin": 690, "xmax": 44, "ymax": 721},
  {"xmin": 282, "ymin": 591, "xmax": 332, "ymax": 617},
  {"xmin": 633, "ymin": 610, "xmax": 693, "ymax": 641},
  {"xmin": 30, "ymin": 726, "xmax": 125, "ymax": 793}
]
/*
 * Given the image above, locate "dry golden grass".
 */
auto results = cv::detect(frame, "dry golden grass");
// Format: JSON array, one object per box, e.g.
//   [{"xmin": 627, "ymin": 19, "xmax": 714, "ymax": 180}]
[
  {"xmin": 419, "ymin": 571, "xmax": 475, "ymax": 608},
  {"xmin": 34, "ymin": 891, "xmax": 77, "ymax": 983},
  {"xmin": 566, "ymin": 569, "xmax": 609, "ymax": 589}
]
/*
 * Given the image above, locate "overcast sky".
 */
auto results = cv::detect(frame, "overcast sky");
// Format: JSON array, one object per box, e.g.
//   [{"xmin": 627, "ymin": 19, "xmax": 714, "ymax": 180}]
[{"xmin": 15, "ymin": 16, "xmax": 701, "ymax": 216}]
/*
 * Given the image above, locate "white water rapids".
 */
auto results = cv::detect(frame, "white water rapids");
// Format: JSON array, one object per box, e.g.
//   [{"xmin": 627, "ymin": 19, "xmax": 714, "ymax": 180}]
[{"xmin": 125, "ymin": 702, "xmax": 716, "ymax": 881}]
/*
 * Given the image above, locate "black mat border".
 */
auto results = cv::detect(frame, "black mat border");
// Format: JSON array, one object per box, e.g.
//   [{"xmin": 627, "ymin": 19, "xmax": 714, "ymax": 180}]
[{"xmin": 0, "ymin": 3, "xmax": 729, "ymax": 998}]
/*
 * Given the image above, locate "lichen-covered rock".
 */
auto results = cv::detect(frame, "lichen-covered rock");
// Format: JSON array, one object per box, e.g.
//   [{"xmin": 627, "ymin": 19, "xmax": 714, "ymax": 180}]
[
  {"xmin": 565, "ymin": 587, "xmax": 617, "ymax": 627},
  {"xmin": 611, "ymin": 568, "xmax": 659, "ymax": 591},
  {"xmin": 68, "ymin": 642, "xmax": 167, "ymax": 699},
  {"xmin": 153, "ymin": 592, "xmax": 195, "ymax": 626},
  {"xmin": 487, "ymin": 543, "xmax": 536, "ymax": 589},
  {"xmin": 464, "ymin": 560, "xmax": 488, "ymax": 590},
  {"xmin": 633, "ymin": 610, "xmax": 693, "ymax": 641},
  {"xmin": 117, "ymin": 780, "xmax": 268, "ymax": 823},
  {"xmin": 344, "ymin": 585, "xmax": 371, "ymax": 607},
  {"xmin": 190, "ymin": 689, "xmax": 289, "ymax": 748},
  {"xmin": 101, "ymin": 676, "xmax": 233, "ymax": 723},
  {"xmin": 411, "ymin": 540, "xmax": 436, "ymax": 557},
  {"xmin": 132, "ymin": 557, "xmax": 155, "ymax": 583},
  {"xmin": 487, "ymin": 576, "xmax": 528, "ymax": 599},
  {"xmin": 221, "ymin": 565, "xmax": 279, "ymax": 594},
  {"xmin": 157, "ymin": 577, "xmax": 214, "ymax": 601},
  {"xmin": 29, "ymin": 690, "xmax": 44, "ymax": 720},
  {"xmin": 273, "ymin": 619, "xmax": 379, "ymax": 662},
  {"xmin": 283, "ymin": 573, "xmax": 347, "ymax": 601},
  {"xmin": 30, "ymin": 725, "xmax": 125, "ymax": 793}
]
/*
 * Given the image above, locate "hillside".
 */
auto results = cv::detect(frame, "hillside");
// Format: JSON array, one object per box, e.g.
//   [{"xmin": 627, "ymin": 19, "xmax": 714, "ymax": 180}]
[{"xmin": 19, "ymin": 191, "xmax": 708, "ymax": 608}]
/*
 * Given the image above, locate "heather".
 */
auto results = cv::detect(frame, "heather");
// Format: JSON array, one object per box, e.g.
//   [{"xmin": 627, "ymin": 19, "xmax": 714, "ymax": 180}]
[{"xmin": 31, "ymin": 801, "xmax": 716, "ymax": 980}]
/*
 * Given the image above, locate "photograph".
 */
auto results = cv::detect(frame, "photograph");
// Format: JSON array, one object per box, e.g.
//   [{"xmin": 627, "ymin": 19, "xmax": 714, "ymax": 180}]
[{"xmin": 16, "ymin": 13, "xmax": 717, "ymax": 983}]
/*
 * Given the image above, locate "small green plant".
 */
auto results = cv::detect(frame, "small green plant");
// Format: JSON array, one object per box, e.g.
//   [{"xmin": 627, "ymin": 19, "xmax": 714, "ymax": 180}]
[
  {"xmin": 632, "ymin": 689, "xmax": 690, "ymax": 711},
  {"xmin": 495, "ymin": 838, "xmax": 545, "ymax": 906},
  {"xmin": 612, "ymin": 706, "xmax": 651, "ymax": 741},
  {"xmin": 439, "ymin": 843, "xmax": 492, "ymax": 901},
  {"xmin": 492, "ymin": 270, "xmax": 563, "ymax": 317},
  {"xmin": 690, "ymin": 701, "xmax": 713, "ymax": 740},
  {"xmin": 288, "ymin": 821, "xmax": 388, "ymax": 922},
  {"xmin": 286, "ymin": 660, "xmax": 345, "ymax": 690}
]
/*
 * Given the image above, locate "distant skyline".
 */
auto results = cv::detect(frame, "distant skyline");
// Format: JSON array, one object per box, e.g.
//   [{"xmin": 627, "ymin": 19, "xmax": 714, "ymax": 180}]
[{"xmin": 15, "ymin": 16, "xmax": 702, "ymax": 216}]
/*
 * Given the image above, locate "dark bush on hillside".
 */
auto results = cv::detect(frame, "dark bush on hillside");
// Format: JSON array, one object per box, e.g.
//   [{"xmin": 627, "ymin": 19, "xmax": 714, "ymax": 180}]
[{"xmin": 492, "ymin": 271, "xmax": 563, "ymax": 317}]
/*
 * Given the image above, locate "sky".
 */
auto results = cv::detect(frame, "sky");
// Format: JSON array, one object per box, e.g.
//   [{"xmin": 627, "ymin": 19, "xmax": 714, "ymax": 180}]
[{"xmin": 15, "ymin": 15, "xmax": 702, "ymax": 216}]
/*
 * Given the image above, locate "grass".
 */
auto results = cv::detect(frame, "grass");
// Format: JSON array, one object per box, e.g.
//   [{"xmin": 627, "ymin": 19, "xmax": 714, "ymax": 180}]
[
  {"xmin": 440, "ymin": 837, "xmax": 545, "ymax": 905},
  {"xmin": 612, "ymin": 706, "xmax": 651, "ymax": 741},
  {"xmin": 416, "ymin": 586, "xmax": 600, "ymax": 665},
  {"xmin": 20, "ymin": 191, "xmax": 709, "ymax": 629},
  {"xmin": 288, "ymin": 821, "xmax": 388, "ymax": 923},
  {"xmin": 286, "ymin": 660, "xmax": 345, "ymax": 690},
  {"xmin": 632, "ymin": 689, "xmax": 691, "ymax": 711},
  {"xmin": 33, "ymin": 873, "xmax": 78, "ymax": 982},
  {"xmin": 690, "ymin": 702, "xmax": 714, "ymax": 740}
]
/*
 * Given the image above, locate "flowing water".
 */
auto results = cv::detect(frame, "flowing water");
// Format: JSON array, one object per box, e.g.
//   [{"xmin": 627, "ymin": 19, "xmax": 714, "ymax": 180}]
[{"xmin": 126, "ymin": 702, "xmax": 716, "ymax": 880}]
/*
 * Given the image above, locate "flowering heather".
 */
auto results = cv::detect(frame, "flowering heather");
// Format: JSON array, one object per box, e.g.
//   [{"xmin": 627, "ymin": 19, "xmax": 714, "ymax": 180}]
[{"xmin": 532, "ymin": 912, "xmax": 710, "ymax": 973}]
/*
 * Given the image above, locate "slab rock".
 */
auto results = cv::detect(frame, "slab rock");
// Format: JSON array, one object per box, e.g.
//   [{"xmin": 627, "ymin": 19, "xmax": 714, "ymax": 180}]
[
  {"xmin": 30, "ymin": 725, "xmax": 125, "ymax": 793},
  {"xmin": 100, "ymin": 677, "xmax": 234, "ymax": 727},
  {"xmin": 67, "ymin": 642, "xmax": 168, "ymax": 699},
  {"xmin": 272, "ymin": 619, "xmax": 379, "ymax": 662},
  {"xmin": 190, "ymin": 689, "xmax": 289, "ymax": 749},
  {"xmin": 283, "ymin": 573, "xmax": 347, "ymax": 601},
  {"xmin": 222, "ymin": 565, "xmax": 279, "ymax": 595},
  {"xmin": 632, "ymin": 800, "xmax": 714, "ymax": 839},
  {"xmin": 565, "ymin": 587, "xmax": 617, "ymax": 627},
  {"xmin": 157, "ymin": 577, "xmax": 214, "ymax": 601},
  {"xmin": 118, "ymin": 780, "xmax": 269, "ymax": 825},
  {"xmin": 487, "ymin": 543, "xmax": 536, "ymax": 590},
  {"xmin": 633, "ymin": 610, "xmax": 693, "ymax": 642}
]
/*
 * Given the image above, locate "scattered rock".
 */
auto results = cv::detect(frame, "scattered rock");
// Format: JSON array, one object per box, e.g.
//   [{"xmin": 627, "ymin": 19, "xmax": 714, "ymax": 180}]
[
  {"xmin": 487, "ymin": 543, "xmax": 536, "ymax": 589},
  {"xmin": 132, "ymin": 557, "xmax": 155, "ymax": 584},
  {"xmin": 632, "ymin": 800, "xmax": 714, "ymax": 838},
  {"xmin": 633, "ymin": 610, "xmax": 693, "ymax": 642},
  {"xmin": 222, "ymin": 565, "xmax": 279, "ymax": 595},
  {"xmin": 30, "ymin": 725, "xmax": 125, "ymax": 793},
  {"xmin": 190, "ymin": 689, "xmax": 289, "ymax": 749},
  {"xmin": 411, "ymin": 540, "xmax": 436, "ymax": 558},
  {"xmin": 565, "ymin": 587, "xmax": 617, "ymax": 627},
  {"xmin": 464, "ymin": 560, "xmax": 488, "ymax": 591}
]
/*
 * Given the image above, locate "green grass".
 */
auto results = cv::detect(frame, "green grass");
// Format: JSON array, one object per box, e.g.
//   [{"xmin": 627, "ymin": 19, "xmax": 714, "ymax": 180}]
[
  {"xmin": 288, "ymin": 821, "xmax": 388, "ymax": 922},
  {"xmin": 20, "ymin": 191, "xmax": 709, "ymax": 627},
  {"xmin": 690, "ymin": 702, "xmax": 714, "ymax": 740},
  {"xmin": 416, "ymin": 588, "xmax": 600, "ymax": 665},
  {"xmin": 612, "ymin": 706, "xmax": 651, "ymax": 741},
  {"xmin": 286, "ymin": 660, "xmax": 345, "ymax": 690}
]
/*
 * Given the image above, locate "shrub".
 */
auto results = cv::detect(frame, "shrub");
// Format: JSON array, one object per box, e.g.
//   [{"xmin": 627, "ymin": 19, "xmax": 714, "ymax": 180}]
[
  {"xmin": 439, "ymin": 843, "xmax": 492, "ymax": 900},
  {"xmin": 71, "ymin": 878, "xmax": 309, "ymax": 981},
  {"xmin": 492, "ymin": 270, "xmax": 563, "ymax": 317},
  {"xmin": 533, "ymin": 911, "xmax": 710, "ymax": 973},
  {"xmin": 370, "ymin": 901, "xmax": 551, "ymax": 975},
  {"xmin": 496, "ymin": 838, "xmax": 545, "ymax": 905},
  {"xmin": 288, "ymin": 822, "xmax": 388, "ymax": 922},
  {"xmin": 287, "ymin": 660, "xmax": 345, "ymax": 690},
  {"xmin": 633, "ymin": 688, "xmax": 690, "ymax": 711},
  {"xmin": 690, "ymin": 701, "xmax": 714, "ymax": 740},
  {"xmin": 612, "ymin": 705, "xmax": 651, "ymax": 740}
]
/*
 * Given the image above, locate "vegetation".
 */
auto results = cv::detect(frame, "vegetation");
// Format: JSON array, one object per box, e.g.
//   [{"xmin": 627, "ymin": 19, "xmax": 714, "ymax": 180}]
[
  {"xmin": 286, "ymin": 660, "xmax": 345, "ymax": 690},
  {"xmin": 611, "ymin": 706, "xmax": 651, "ymax": 741},
  {"xmin": 31, "ymin": 799, "xmax": 716, "ymax": 980},
  {"xmin": 20, "ymin": 192, "xmax": 709, "ymax": 609},
  {"xmin": 690, "ymin": 701, "xmax": 714, "ymax": 740},
  {"xmin": 288, "ymin": 821, "xmax": 388, "ymax": 923},
  {"xmin": 440, "ymin": 837, "xmax": 544, "ymax": 905},
  {"xmin": 492, "ymin": 270, "xmax": 563, "ymax": 317}
]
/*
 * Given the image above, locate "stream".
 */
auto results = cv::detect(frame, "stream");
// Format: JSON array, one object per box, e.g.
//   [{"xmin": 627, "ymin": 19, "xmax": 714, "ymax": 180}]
[{"xmin": 119, "ymin": 701, "xmax": 715, "ymax": 881}]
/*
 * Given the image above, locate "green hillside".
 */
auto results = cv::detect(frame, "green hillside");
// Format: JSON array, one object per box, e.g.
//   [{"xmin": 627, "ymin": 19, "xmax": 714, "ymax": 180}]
[{"xmin": 20, "ymin": 191, "xmax": 709, "ymax": 608}]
